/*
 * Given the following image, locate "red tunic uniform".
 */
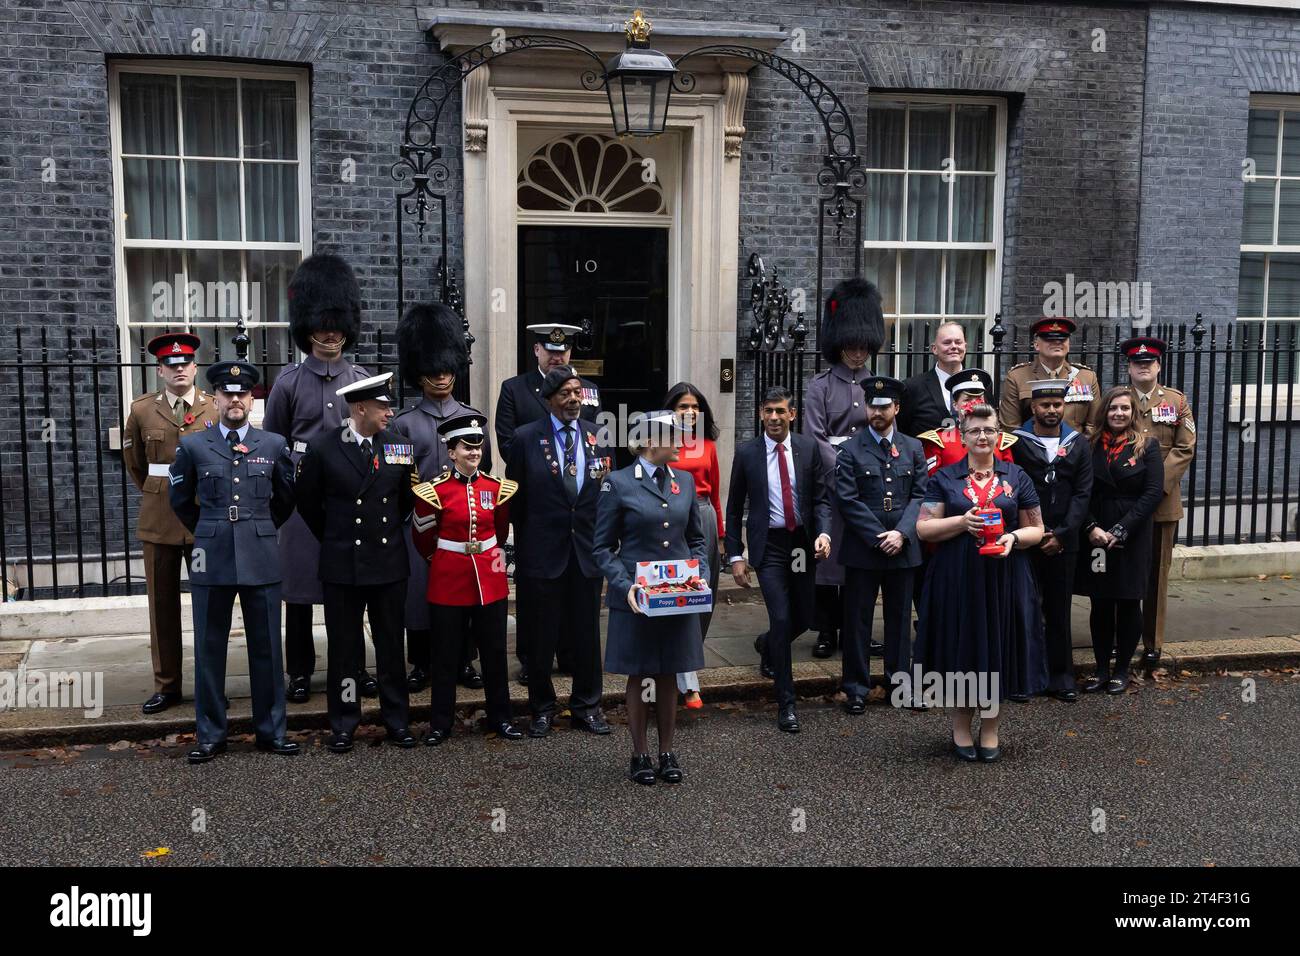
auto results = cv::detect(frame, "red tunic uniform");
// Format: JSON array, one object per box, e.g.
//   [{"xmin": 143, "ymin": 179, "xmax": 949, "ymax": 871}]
[
  {"xmin": 917, "ymin": 427, "xmax": 1018, "ymax": 476},
  {"xmin": 411, "ymin": 470, "xmax": 516, "ymax": 606}
]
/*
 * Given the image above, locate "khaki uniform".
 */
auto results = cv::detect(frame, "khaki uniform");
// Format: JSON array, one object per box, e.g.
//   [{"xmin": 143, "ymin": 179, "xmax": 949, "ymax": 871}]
[
  {"xmin": 123, "ymin": 388, "xmax": 220, "ymax": 694},
  {"xmin": 999, "ymin": 359, "xmax": 1100, "ymax": 436}
]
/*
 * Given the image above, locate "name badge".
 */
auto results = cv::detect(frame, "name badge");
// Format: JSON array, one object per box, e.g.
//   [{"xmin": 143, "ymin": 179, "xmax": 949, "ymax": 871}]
[{"xmin": 383, "ymin": 443, "xmax": 414, "ymax": 465}]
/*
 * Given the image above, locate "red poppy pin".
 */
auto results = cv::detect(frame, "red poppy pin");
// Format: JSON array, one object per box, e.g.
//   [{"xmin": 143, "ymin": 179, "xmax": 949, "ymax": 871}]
[
  {"xmin": 233, "ymin": 443, "xmax": 249, "ymax": 454},
  {"xmin": 585, "ymin": 431, "xmax": 597, "ymax": 446},
  {"xmin": 670, "ymin": 480, "xmax": 681, "ymax": 495},
  {"xmin": 1002, "ymin": 480, "xmax": 1014, "ymax": 498},
  {"xmin": 1056, "ymin": 446, "xmax": 1068, "ymax": 457},
  {"xmin": 890, "ymin": 445, "xmax": 899, "ymax": 458},
  {"xmin": 372, "ymin": 454, "xmax": 380, "ymax": 472},
  {"xmin": 183, "ymin": 412, "xmax": 195, "ymax": 426}
]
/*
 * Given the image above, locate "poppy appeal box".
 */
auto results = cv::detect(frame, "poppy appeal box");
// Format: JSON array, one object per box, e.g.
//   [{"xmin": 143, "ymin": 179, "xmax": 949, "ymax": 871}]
[{"xmin": 634, "ymin": 558, "xmax": 713, "ymax": 617}]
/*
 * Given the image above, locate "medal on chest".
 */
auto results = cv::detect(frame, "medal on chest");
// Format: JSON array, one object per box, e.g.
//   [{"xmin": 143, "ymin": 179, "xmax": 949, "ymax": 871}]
[
  {"xmin": 479, "ymin": 489, "xmax": 494, "ymax": 510},
  {"xmin": 1152, "ymin": 403, "xmax": 1177, "ymax": 424},
  {"xmin": 383, "ymin": 443, "xmax": 414, "ymax": 465},
  {"xmin": 1065, "ymin": 379, "xmax": 1093, "ymax": 402}
]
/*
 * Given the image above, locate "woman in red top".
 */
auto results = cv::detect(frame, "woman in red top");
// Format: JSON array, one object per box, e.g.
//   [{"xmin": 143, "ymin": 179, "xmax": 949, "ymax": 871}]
[{"xmin": 666, "ymin": 382, "xmax": 724, "ymax": 709}]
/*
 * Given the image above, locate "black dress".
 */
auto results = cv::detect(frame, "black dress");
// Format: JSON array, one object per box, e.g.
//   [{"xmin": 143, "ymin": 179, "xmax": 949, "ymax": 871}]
[
  {"xmin": 914, "ymin": 458, "xmax": 1048, "ymax": 702},
  {"xmin": 1073, "ymin": 437, "xmax": 1164, "ymax": 601}
]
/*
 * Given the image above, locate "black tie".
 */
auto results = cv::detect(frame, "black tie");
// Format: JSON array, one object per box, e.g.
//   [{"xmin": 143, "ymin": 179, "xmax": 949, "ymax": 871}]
[
  {"xmin": 360, "ymin": 438, "xmax": 373, "ymax": 467},
  {"xmin": 561, "ymin": 427, "xmax": 578, "ymax": 499},
  {"xmin": 880, "ymin": 436, "xmax": 892, "ymax": 454},
  {"xmin": 654, "ymin": 468, "xmax": 666, "ymax": 492},
  {"xmin": 227, "ymin": 429, "xmax": 241, "ymax": 449}
]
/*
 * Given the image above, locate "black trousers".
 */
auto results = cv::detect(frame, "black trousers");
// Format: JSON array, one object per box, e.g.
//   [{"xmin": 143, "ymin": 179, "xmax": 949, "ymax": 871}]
[
  {"xmin": 406, "ymin": 626, "xmax": 476, "ymax": 671},
  {"xmin": 1089, "ymin": 596, "xmax": 1142, "ymax": 677},
  {"xmin": 815, "ymin": 584, "xmax": 842, "ymax": 640},
  {"xmin": 193, "ymin": 583, "xmax": 285, "ymax": 745},
  {"xmin": 428, "ymin": 600, "xmax": 511, "ymax": 732},
  {"xmin": 284, "ymin": 601, "xmax": 316, "ymax": 678},
  {"xmin": 1033, "ymin": 549, "xmax": 1078, "ymax": 692},
  {"xmin": 520, "ymin": 549, "xmax": 603, "ymax": 718},
  {"xmin": 841, "ymin": 565, "xmax": 915, "ymax": 699},
  {"xmin": 756, "ymin": 527, "xmax": 816, "ymax": 708},
  {"xmin": 322, "ymin": 580, "xmax": 409, "ymax": 737},
  {"xmin": 513, "ymin": 576, "xmax": 574, "ymax": 670}
]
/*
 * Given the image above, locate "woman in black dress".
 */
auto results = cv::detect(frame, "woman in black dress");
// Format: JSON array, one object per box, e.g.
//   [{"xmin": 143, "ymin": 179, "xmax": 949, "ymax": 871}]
[
  {"xmin": 1076, "ymin": 385, "xmax": 1164, "ymax": 695},
  {"xmin": 915, "ymin": 405, "xmax": 1047, "ymax": 762}
]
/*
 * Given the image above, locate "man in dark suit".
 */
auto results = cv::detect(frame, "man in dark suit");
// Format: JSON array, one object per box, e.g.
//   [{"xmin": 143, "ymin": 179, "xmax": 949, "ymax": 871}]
[
  {"xmin": 294, "ymin": 372, "xmax": 419, "ymax": 751},
  {"xmin": 169, "ymin": 361, "xmax": 298, "ymax": 764},
  {"xmin": 506, "ymin": 365, "xmax": 614, "ymax": 739},
  {"xmin": 834, "ymin": 376, "xmax": 928, "ymax": 713},
  {"xmin": 898, "ymin": 321, "xmax": 968, "ymax": 437},
  {"xmin": 494, "ymin": 324, "xmax": 602, "ymax": 461},
  {"xmin": 725, "ymin": 386, "xmax": 833, "ymax": 732}
]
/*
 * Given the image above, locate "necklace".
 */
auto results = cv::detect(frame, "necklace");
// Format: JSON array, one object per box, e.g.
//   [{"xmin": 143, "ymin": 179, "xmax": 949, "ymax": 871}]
[{"xmin": 970, "ymin": 467, "xmax": 993, "ymax": 481}]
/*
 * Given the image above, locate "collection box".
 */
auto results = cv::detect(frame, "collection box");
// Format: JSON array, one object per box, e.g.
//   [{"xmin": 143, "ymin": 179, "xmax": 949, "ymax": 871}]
[{"xmin": 634, "ymin": 558, "xmax": 713, "ymax": 617}]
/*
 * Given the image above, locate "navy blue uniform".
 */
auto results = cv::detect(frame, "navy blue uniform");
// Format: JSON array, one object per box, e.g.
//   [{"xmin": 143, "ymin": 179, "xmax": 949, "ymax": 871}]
[{"xmin": 494, "ymin": 369, "xmax": 601, "ymax": 462}]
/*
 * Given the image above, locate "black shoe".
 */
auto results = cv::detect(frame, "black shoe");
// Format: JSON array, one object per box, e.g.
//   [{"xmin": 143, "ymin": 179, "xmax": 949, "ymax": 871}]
[
  {"xmin": 286, "ymin": 676, "xmax": 310, "ymax": 703},
  {"xmin": 254, "ymin": 737, "xmax": 300, "ymax": 756},
  {"xmin": 386, "ymin": 728, "xmax": 418, "ymax": 748},
  {"xmin": 527, "ymin": 714, "xmax": 553, "ymax": 738},
  {"xmin": 1142, "ymin": 649, "xmax": 1161, "ymax": 669},
  {"xmin": 358, "ymin": 671, "xmax": 379, "ymax": 698},
  {"xmin": 517, "ymin": 665, "xmax": 530, "ymax": 687},
  {"xmin": 953, "ymin": 740, "xmax": 978, "ymax": 762},
  {"xmin": 142, "ymin": 691, "xmax": 181, "ymax": 715},
  {"xmin": 459, "ymin": 664, "xmax": 484, "ymax": 689},
  {"xmin": 1106, "ymin": 674, "xmax": 1129, "ymax": 695},
  {"xmin": 493, "ymin": 721, "xmax": 524, "ymax": 740},
  {"xmin": 1054, "ymin": 688, "xmax": 1079, "ymax": 703},
  {"xmin": 657, "ymin": 751, "xmax": 684, "ymax": 783},
  {"xmin": 186, "ymin": 741, "xmax": 226, "ymax": 764},
  {"xmin": 977, "ymin": 745, "xmax": 1001, "ymax": 762},
  {"xmin": 812, "ymin": 633, "xmax": 836, "ymax": 658},
  {"xmin": 868, "ymin": 641, "xmax": 885, "ymax": 655},
  {"xmin": 843, "ymin": 694, "xmax": 866, "ymax": 715},
  {"xmin": 759, "ymin": 661, "xmax": 775, "ymax": 680},
  {"xmin": 326, "ymin": 733, "xmax": 353, "ymax": 753},
  {"xmin": 629, "ymin": 753, "xmax": 656, "ymax": 785},
  {"xmin": 777, "ymin": 704, "xmax": 800, "ymax": 733},
  {"xmin": 423, "ymin": 728, "xmax": 449, "ymax": 746},
  {"xmin": 406, "ymin": 666, "xmax": 429, "ymax": 692},
  {"xmin": 1009, "ymin": 693, "xmax": 1030, "ymax": 703},
  {"xmin": 1081, "ymin": 672, "xmax": 1109, "ymax": 693},
  {"xmin": 571, "ymin": 712, "xmax": 611, "ymax": 735}
]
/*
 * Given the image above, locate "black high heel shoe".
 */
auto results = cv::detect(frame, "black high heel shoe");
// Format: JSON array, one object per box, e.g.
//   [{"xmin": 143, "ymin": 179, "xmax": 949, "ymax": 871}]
[{"xmin": 952, "ymin": 738, "xmax": 978, "ymax": 762}]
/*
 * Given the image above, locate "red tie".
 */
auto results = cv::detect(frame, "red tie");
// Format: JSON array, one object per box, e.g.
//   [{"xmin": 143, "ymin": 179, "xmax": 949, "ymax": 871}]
[{"xmin": 775, "ymin": 441, "xmax": 796, "ymax": 531}]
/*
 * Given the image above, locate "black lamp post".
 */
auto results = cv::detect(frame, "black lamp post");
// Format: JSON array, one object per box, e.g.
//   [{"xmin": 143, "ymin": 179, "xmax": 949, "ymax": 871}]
[{"xmin": 603, "ymin": 10, "xmax": 676, "ymax": 137}]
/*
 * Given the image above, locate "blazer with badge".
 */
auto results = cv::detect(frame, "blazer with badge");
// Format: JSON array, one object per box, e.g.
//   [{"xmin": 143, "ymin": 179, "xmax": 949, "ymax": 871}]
[
  {"xmin": 834, "ymin": 429, "xmax": 927, "ymax": 570},
  {"xmin": 293, "ymin": 425, "xmax": 418, "ymax": 586},
  {"xmin": 505, "ymin": 415, "xmax": 613, "ymax": 581},
  {"xmin": 168, "ymin": 426, "xmax": 296, "ymax": 586},
  {"xmin": 123, "ymin": 389, "xmax": 220, "ymax": 544},
  {"xmin": 1010, "ymin": 424, "xmax": 1093, "ymax": 553},
  {"xmin": 723, "ymin": 431, "xmax": 833, "ymax": 566},
  {"xmin": 495, "ymin": 369, "xmax": 601, "ymax": 461},
  {"xmin": 899, "ymin": 368, "xmax": 952, "ymax": 438}
]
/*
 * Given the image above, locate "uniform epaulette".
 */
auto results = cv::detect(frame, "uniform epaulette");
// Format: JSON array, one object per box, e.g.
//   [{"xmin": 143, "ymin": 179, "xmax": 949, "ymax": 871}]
[
  {"xmin": 916, "ymin": 429, "xmax": 941, "ymax": 445},
  {"xmin": 1073, "ymin": 362, "xmax": 1092, "ymax": 371},
  {"xmin": 999, "ymin": 432, "xmax": 1019, "ymax": 449},
  {"xmin": 412, "ymin": 473, "xmax": 450, "ymax": 509},
  {"xmin": 495, "ymin": 477, "xmax": 519, "ymax": 504},
  {"xmin": 1010, "ymin": 361, "xmax": 1030, "ymax": 370}
]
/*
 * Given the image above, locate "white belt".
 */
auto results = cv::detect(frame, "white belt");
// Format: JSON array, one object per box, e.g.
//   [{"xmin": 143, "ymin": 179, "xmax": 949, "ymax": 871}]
[
  {"xmin": 148, "ymin": 463, "xmax": 172, "ymax": 477},
  {"xmin": 436, "ymin": 536, "xmax": 497, "ymax": 555}
]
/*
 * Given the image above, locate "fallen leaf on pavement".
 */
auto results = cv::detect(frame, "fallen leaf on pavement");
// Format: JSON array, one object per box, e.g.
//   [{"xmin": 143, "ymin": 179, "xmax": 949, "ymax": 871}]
[
  {"xmin": 1136, "ymin": 839, "xmax": 1151, "ymax": 848},
  {"xmin": 106, "ymin": 740, "xmax": 132, "ymax": 751},
  {"xmin": 1064, "ymin": 730, "xmax": 1078, "ymax": 737},
  {"xmin": 141, "ymin": 847, "xmax": 171, "ymax": 859},
  {"xmin": 1135, "ymin": 758, "xmax": 1149, "ymax": 766}
]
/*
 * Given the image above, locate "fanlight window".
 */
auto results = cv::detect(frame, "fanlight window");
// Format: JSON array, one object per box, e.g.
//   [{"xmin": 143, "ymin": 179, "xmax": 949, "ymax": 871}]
[{"xmin": 518, "ymin": 133, "xmax": 665, "ymax": 214}]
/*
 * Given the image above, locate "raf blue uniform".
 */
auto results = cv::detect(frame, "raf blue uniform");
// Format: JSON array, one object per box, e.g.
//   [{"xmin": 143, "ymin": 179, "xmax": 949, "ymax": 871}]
[{"xmin": 169, "ymin": 362, "xmax": 297, "ymax": 758}]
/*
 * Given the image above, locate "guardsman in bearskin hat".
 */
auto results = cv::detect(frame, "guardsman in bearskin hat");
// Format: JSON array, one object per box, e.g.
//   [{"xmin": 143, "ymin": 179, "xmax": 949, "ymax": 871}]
[
  {"xmin": 1113, "ymin": 336, "xmax": 1196, "ymax": 670},
  {"xmin": 393, "ymin": 302, "xmax": 490, "ymax": 693},
  {"xmin": 123, "ymin": 332, "xmax": 220, "ymax": 714},
  {"xmin": 802, "ymin": 278, "xmax": 886, "ymax": 660},
  {"xmin": 917, "ymin": 368, "xmax": 1017, "ymax": 475},
  {"xmin": 411, "ymin": 414, "xmax": 523, "ymax": 745},
  {"xmin": 262, "ymin": 253, "xmax": 373, "ymax": 704},
  {"xmin": 1000, "ymin": 317, "xmax": 1101, "ymax": 435}
]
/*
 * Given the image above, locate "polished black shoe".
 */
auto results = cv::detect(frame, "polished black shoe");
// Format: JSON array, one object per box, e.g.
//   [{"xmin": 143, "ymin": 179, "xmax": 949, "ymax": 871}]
[
  {"xmin": 777, "ymin": 704, "xmax": 800, "ymax": 733},
  {"xmin": 843, "ymin": 695, "xmax": 866, "ymax": 715},
  {"xmin": 493, "ymin": 721, "xmax": 524, "ymax": 741},
  {"xmin": 326, "ymin": 733, "xmax": 353, "ymax": 753},
  {"xmin": 423, "ymin": 728, "xmax": 449, "ymax": 746},
  {"xmin": 812, "ymin": 633, "xmax": 836, "ymax": 658},
  {"xmin": 516, "ymin": 665, "xmax": 530, "ymax": 687},
  {"xmin": 629, "ymin": 753, "xmax": 656, "ymax": 786},
  {"xmin": 1106, "ymin": 674, "xmax": 1129, "ymax": 695},
  {"xmin": 1081, "ymin": 673, "xmax": 1110, "ymax": 693},
  {"xmin": 406, "ymin": 666, "xmax": 429, "ymax": 692},
  {"xmin": 386, "ymin": 728, "xmax": 418, "ymax": 748},
  {"xmin": 142, "ymin": 691, "xmax": 181, "ymax": 715},
  {"xmin": 527, "ymin": 714, "xmax": 553, "ymax": 738},
  {"xmin": 952, "ymin": 740, "xmax": 978, "ymax": 762},
  {"xmin": 358, "ymin": 671, "xmax": 380, "ymax": 698},
  {"xmin": 1054, "ymin": 688, "xmax": 1079, "ymax": 703},
  {"xmin": 286, "ymin": 676, "xmax": 310, "ymax": 703},
  {"xmin": 1142, "ymin": 649, "xmax": 1161, "ymax": 669},
  {"xmin": 868, "ymin": 640, "xmax": 885, "ymax": 655},
  {"xmin": 571, "ymin": 712, "xmax": 611, "ymax": 735},
  {"xmin": 459, "ymin": 664, "xmax": 484, "ymax": 689},
  {"xmin": 977, "ymin": 745, "xmax": 1001, "ymax": 762},
  {"xmin": 254, "ymin": 737, "xmax": 300, "ymax": 756},
  {"xmin": 657, "ymin": 751, "xmax": 684, "ymax": 783},
  {"xmin": 186, "ymin": 741, "xmax": 226, "ymax": 764},
  {"xmin": 1009, "ymin": 693, "xmax": 1030, "ymax": 703}
]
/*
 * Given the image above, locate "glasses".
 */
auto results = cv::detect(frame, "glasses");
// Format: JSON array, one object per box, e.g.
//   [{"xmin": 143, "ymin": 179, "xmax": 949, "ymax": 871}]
[{"xmin": 963, "ymin": 428, "xmax": 999, "ymax": 437}]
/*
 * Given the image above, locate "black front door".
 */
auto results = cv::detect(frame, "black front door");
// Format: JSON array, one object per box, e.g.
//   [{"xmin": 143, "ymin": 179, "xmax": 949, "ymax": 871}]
[{"xmin": 517, "ymin": 225, "xmax": 670, "ymax": 426}]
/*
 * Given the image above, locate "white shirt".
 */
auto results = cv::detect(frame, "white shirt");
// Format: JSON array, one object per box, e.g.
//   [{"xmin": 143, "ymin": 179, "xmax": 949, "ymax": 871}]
[
  {"xmin": 347, "ymin": 423, "xmax": 378, "ymax": 453},
  {"xmin": 1040, "ymin": 436, "xmax": 1061, "ymax": 459},
  {"xmin": 934, "ymin": 366, "xmax": 953, "ymax": 392},
  {"xmin": 763, "ymin": 433, "xmax": 799, "ymax": 529}
]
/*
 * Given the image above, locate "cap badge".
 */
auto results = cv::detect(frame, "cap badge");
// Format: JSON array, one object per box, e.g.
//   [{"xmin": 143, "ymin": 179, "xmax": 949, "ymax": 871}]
[
  {"xmin": 470, "ymin": 419, "xmax": 479, "ymax": 428},
  {"xmin": 550, "ymin": 329, "xmax": 565, "ymax": 343},
  {"xmin": 171, "ymin": 342, "xmax": 183, "ymax": 353},
  {"xmin": 230, "ymin": 365, "xmax": 240, "ymax": 377},
  {"xmin": 874, "ymin": 380, "xmax": 884, "ymax": 390}
]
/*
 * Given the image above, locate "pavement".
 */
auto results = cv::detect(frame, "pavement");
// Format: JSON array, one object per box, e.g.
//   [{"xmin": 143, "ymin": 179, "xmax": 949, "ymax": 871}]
[
  {"xmin": 0, "ymin": 671, "xmax": 1297, "ymax": 866},
  {"xmin": 2, "ymin": 575, "xmax": 1299, "ymax": 749}
]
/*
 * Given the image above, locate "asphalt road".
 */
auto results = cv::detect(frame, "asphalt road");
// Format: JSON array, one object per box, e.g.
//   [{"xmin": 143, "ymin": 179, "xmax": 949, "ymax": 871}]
[{"xmin": 2, "ymin": 671, "xmax": 1296, "ymax": 867}]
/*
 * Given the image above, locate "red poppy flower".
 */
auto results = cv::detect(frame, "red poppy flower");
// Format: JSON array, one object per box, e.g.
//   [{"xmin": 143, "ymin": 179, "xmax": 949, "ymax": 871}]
[
  {"xmin": 670, "ymin": 481, "xmax": 680, "ymax": 495},
  {"xmin": 233, "ymin": 443, "xmax": 249, "ymax": 454},
  {"xmin": 183, "ymin": 412, "xmax": 195, "ymax": 425}
]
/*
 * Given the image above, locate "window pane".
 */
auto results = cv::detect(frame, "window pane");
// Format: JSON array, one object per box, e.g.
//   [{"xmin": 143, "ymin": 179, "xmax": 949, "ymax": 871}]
[
  {"xmin": 187, "ymin": 249, "xmax": 244, "ymax": 322},
  {"xmin": 1282, "ymin": 112, "xmax": 1300, "ymax": 177},
  {"xmin": 242, "ymin": 79, "xmax": 298, "ymax": 159},
  {"xmin": 1279, "ymin": 181, "xmax": 1300, "ymax": 244},
  {"xmin": 906, "ymin": 173, "xmax": 948, "ymax": 242},
  {"xmin": 866, "ymin": 172, "xmax": 903, "ymax": 241},
  {"xmin": 908, "ymin": 104, "xmax": 949, "ymax": 170},
  {"xmin": 946, "ymin": 250, "xmax": 987, "ymax": 314},
  {"xmin": 245, "ymin": 164, "xmax": 299, "ymax": 241},
  {"xmin": 954, "ymin": 105, "xmax": 995, "ymax": 171},
  {"xmin": 1241, "ymin": 180, "xmax": 1275, "ymax": 245},
  {"xmin": 123, "ymin": 158, "xmax": 181, "ymax": 239},
  {"xmin": 862, "ymin": 248, "xmax": 897, "ymax": 314},
  {"xmin": 125, "ymin": 248, "xmax": 184, "ymax": 324},
  {"xmin": 181, "ymin": 75, "xmax": 238, "ymax": 157},
  {"xmin": 900, "ymin": 250, "xmax": 941, "ymax": 314},
  {"xmin": 247, "ymin": 250, "xmax": 299, "ymax": 327},
  {"xmin": 866, "ymin": 103, "xmax": 905, "ymax": 168},
  {"xmin": 1267, "ymin": 254, "xmax": 1300, "ymax": 317},
  {"xmin": 954, "ymin": 175, "xmax": 993, "ymax": 242},
  {"xmin": 184, "ymin": 161, "xmax": 241, "ymax": 241},
  {"xmin": 1247, "ymin": 109, "xmax": 1278, "ymax": 177},
  {"xmin": 119, "ymin": 73, "xmax": 177, "ymax": 155},
  {"xmin": 1238, "ymin": 253, "xmax": 1265, "ymax": 317}
]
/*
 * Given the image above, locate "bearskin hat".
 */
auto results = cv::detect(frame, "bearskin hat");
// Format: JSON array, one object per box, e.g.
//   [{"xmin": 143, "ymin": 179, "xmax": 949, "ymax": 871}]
[
  {"xmin": 820, "ymin": 277, "xmax": 885, "ymax": 365},
  {"xmin": 397, "ymin": 302, "xmax": 468, "ymax": 390},
  {"xmin": 286, "ymin": 253, "xmax": 362, "ymax": 354}
]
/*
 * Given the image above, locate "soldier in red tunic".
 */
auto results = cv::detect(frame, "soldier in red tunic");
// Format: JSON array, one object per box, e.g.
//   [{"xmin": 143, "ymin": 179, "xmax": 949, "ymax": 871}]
[
  {"xmin": 915, "ymin": 368, "xmax": 1017, "ymax": 476},
  {"xmin": 411, "ymin": 414, "xmax": 523, "ymax": 744}
]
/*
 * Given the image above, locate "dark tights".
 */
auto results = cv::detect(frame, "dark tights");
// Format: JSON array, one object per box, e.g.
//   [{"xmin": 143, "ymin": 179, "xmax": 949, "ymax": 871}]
[
  {"xmin": 625, "ymin": 674, "xmax": 675, "ymax": 756},
  {"xmin": 1089, "ymin": 597, "xmax": 1142, "ymax": 677}
]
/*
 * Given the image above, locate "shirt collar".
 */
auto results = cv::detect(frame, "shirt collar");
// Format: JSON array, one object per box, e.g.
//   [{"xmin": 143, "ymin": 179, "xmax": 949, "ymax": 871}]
[
  {"xmin": 348, "ymin": 423, "xmax": 376, "ymax": 446},
  {"xmin": 452, "ymin": 468, "xmax": 479, "ymax": 483},
  {"xmin": 219, "ymin": 423, "xmax": 249, "ymax": 442},
  {"xmin": 1037, "ymin": 359, "xmax": 1069, "ymax": 378},
  {"xmin": 764, "ymin": 432, "xmax": 792, "ymax": 452},
  {"xmin": 637, "ymin": 455, "xmax": 659, "ymax": 478},
  {"xmin": 869, "ymin": 425, "xmax": 895, "ymax": 444},
  {"xmin": 1137, "ymin": 388, "xmax": 1155, "ymax": 403},
  {"xmin": 164, "ymin": 387, "xmax": 196, "ymax": 409}
]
